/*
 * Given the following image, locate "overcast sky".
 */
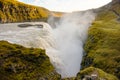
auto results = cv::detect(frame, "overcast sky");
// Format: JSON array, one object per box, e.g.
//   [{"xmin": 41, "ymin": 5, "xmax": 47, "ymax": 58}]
[{"xmin": 18, "ymin": 0, "xmax": 112, "ymax": 12}]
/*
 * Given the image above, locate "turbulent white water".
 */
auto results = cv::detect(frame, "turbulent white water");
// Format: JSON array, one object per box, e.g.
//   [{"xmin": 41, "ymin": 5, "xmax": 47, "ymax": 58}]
[{"xmin": 0, "ymin": 10, "xmax": 95, "ymax": 78}]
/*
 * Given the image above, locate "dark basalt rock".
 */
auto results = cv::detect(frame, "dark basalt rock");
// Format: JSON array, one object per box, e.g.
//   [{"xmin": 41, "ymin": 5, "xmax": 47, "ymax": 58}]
[
  {"xmin": 18, "ymin": 24, "xmax": 43, "ymax": 28},
  {"xmin": 18, "ymin": 24, "xmax": 33, "ymax": 27}
]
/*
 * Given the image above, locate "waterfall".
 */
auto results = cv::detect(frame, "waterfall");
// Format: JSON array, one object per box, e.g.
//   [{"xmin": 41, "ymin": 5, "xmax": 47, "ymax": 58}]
[{"xmin": 0, "ymin": 10, "xmax": 96, "ymax": 78}]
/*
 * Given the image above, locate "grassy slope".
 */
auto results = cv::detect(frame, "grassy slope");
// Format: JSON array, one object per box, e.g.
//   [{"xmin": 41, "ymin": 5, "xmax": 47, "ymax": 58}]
[
  {"xmin": 0, "ymin": 0, "xmax": 50, "ymax": 23},
  {"xmin": 0, "ymin": 41, "xmax": 61, "ymax": 80},
  {"xmin": 82, "ymin": 0, "xmax": 120, "ymax": 79}
]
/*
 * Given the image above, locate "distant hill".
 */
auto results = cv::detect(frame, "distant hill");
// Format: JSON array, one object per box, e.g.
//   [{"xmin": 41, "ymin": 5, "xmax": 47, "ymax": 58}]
[
  {"xmin": 0, "ymin": 0, "xmax": 63, "ymax": 23},
  {"xmin": 51, "ymin": 11, "xmax": 65, "ymax": 17}
]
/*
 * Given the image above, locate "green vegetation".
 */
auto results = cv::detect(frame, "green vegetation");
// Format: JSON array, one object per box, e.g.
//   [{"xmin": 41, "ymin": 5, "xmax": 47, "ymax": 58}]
[
  {"xmin": 82, "ymin": 0, "xmax": 120, "ymax": 79},
  {"xmin": 0, "ymin": 41, "xmax": 61, "ymax": 80}
]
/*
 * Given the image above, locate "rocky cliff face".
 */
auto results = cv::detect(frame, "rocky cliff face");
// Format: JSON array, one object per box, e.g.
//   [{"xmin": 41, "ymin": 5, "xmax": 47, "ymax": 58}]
[{"xmin": 0, "ymin": 0, "xmax": 50, "ymax": 23}]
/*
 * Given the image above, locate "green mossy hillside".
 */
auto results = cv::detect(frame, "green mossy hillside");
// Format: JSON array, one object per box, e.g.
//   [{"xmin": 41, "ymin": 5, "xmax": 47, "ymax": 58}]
[
  {"xmin": 0, "ymin": 0, "xmax": 50, "ymax": 23},
  {"xmin": 0, "ymin": 41, "xmax": 61, "ymax": 80},
  {"xmin": 76, "ymin": 67, "xmax": 118, "ymax": 80},
  {"xmin": 82, "ymin": 0, "xmax": 120, "ymax": 79}
]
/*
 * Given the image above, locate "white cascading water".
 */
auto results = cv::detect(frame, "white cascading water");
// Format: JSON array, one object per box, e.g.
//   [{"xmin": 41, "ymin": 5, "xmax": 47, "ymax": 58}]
[{"xmin": 0, "ymin": 10, "xmax": 95, "ymax": 78}]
